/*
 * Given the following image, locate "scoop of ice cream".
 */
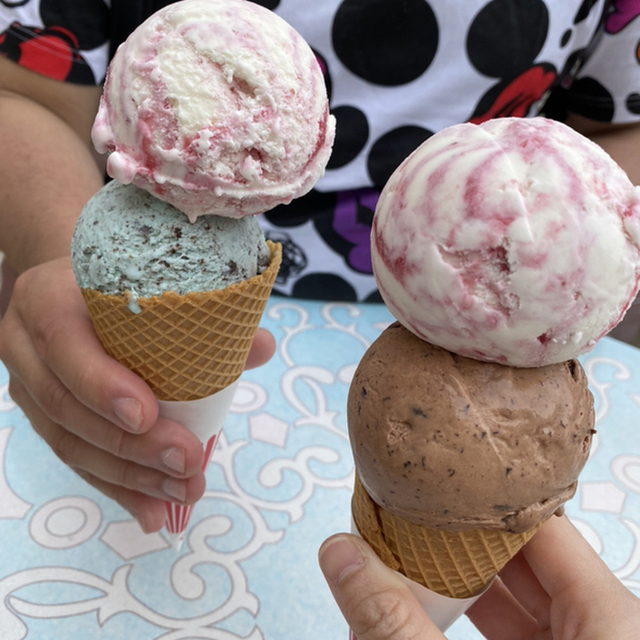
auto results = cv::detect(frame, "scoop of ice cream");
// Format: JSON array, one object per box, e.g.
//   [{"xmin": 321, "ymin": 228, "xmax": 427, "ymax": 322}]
[
  {"xmin": 71, "ymin": 180, "xmax": 271, "ymax": 299},
  {"xmin": 92, "ymin": 0, "xmax": 335, "ymax": 220},
  {"xmin": 372, "ymin": 117, "xmax": 640, "ymax": 368},
  {"xmin": 348, "ymin": 322, "xmax": 595, "ymax": 533}
]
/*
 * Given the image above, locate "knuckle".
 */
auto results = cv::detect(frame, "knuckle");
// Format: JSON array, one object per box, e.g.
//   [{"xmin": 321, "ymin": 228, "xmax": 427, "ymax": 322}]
[
  {"xmin": 29, "ymin": 307, "xmax": 64, "ymax": 358},
  {"xmin": 105, "ymin": 426, "xmax": 130, "ymax": 460},
  {"xmin": 38, "ymin": 378, "xmax": 72, "ymax": 424},
  {"xmin": 349, "ymin": 588, "xmax": 416, "ymax": 640},
  {"xmin": 50, "ymin": 429, "xmax": 80, "ymax": 467},
  {"xmin": 116, "ymin": 459, "xmax": 149, "ymax": 492},
  {"xmin": 68, "ymin": 359, "xmax": 101, "ymax": 402}
]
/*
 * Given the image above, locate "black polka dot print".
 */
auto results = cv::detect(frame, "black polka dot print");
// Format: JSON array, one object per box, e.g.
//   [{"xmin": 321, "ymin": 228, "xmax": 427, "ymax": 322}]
[
  {"xmin": 314, "ymin": 49, "xmax": 332, "ymax": 102},
  {"xmin": 627, "ymin": 93, "xmax": 640, "ymax": 115},
  {"xmin": 288, "ymin": 273, "xmax": 358, "ymax": 302},
  {"xmin": 40, "ymin": 0, "xmax": 109, "ymax": 50},
  {"xmin": 466, "ymin": 0, "xmax": 549, "ymax": 79},
  {"xmin": 367, "ymin": 125, "xmax": 432, "ymax": 187},
  {"xmin": 568, "ymin": 76, "xmax": 615, "ymax": 121},
  {"xmin": 248, "ymin": 0, "xmax": 280, "ymax": 9},
  {"xmin": 2, "ymin": 0, "xmax": 637, "ymax": 304},
  {"xmin": 265, "ymin": 190, "xmax": 338, "ymax": 229},
  {"xmin": 573, "ymin": 0, "xmax": 600, "ymax": 24},
  {"xmin": 327, "ymin": 105, "xmax": 369, "ymax": 170},
  {"xmin": 332, "ymin": 0, "xmax": 438, "ymax": 86}
]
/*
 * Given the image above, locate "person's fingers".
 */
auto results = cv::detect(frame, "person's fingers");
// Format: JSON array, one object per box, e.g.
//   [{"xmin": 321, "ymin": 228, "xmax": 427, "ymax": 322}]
[
  {"xmin": 470, "ymin": 515, "xmax": 640, "ymax": 640},
  {"xmin": 465, "ymin": 576, "xmax": 542, "ymax": 640},
  {"xmin": 13, "ymin": 380, "xmax": 206, "ymax": 505},
  {"xmin": 4, "ymin": 313, "xmax": 205, "ymax": 475},
  {"xmin": 319, "ymin": 533, "xmax": 444, "ymax": 640},
  {"xmin": 523, "ymin": 515, "xmax": 640, "ymax": 638},
  {"xmin": 11, "ymin": 377, "xmax": 192, "ymax": 532},
  {"xmin": 75, "ymin": 469, "xmax": 168, "ymax": 534},
  {"xmin": 497, "ymin": 547, "xmax": 551, "ymax": 627},
  {"xmin": 523, "ymin": 515, "xmax": 613, "ymax": 596},
  {"xmin": 9, "ymin": 261, "xmax": 160, "ymax": 434},
  {"xmin": 48, "ymin": 423, "xmax": 207, "ymax": 505},
  {"xmin": 0, "ymin": 259, "xmax": 271, "ymax": 533},
  {"xmin": 245, "ymin": 327, "xmax": 275, "ymax": 370}
]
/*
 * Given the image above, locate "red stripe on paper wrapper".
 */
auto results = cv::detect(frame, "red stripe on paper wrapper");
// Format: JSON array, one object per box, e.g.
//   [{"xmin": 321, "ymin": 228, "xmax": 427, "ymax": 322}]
[{"xmin": 164, "ymin": 433, "xmax": 218, "ymax": 535}]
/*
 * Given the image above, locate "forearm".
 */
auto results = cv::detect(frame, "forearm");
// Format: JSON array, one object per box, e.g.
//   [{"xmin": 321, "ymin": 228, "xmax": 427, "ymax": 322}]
[
  {"xmin": 0, "ymin": 91, "xmax": 103, "ymax": 273},
  {"xmin": 0, "ymin": 59, "xmax": 105, "ymax": 274}
]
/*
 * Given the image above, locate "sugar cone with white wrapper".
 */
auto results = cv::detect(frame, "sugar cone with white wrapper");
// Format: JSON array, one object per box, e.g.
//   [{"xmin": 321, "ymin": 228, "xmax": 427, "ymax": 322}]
[
  {"xmin": 81, "ymin": 241, "xmax": 282, "ymax": 548},
  {"xmin": 347, "ymin": 322, "xmax": 595, "ymax": 633},
  {"xmin": 347, "ymin": 512, "xmax": 513, "ymax": 637}
]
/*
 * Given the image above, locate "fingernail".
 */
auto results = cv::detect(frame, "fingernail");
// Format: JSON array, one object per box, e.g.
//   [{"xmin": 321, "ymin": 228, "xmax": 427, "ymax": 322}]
[
  {"xmin": 113, "ymin": 397, "xmax": 143, "ymax": 432},
  {"xmin": 163, "ymin": 478, "xmax": 187, "ymax": 503},
  {"xmin": 319, "ymin": 535, "xmax": 365, "ymax": 586},
  {"xmin": 161, "ymin": 447, "xmax": 186, "ymax": 474}
]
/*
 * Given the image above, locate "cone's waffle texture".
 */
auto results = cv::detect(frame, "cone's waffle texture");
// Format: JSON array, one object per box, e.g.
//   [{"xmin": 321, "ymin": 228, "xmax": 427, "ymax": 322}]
[
  {"xmin": 81, "ymin": 241, "xmax": 282, "ymax": 401},
  {"xmin": 352, "ymin": 474, "xmax": 542, "ymax": 599}
]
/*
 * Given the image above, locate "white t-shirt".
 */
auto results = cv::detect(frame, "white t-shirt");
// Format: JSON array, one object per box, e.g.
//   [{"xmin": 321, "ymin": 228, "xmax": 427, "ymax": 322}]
[{"xmin": 2, "ymin": 0, "xmax": 639, "ymax": 301}]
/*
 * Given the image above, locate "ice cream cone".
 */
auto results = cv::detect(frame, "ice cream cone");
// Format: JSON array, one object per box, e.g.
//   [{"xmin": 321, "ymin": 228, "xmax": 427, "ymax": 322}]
[
  {"xmin": 81, "ymin": 240, "xmax": 282, "ymax": 544},
  {"xmin": 351, "ymin": 474, "xmax": 542, "ymax": 600},
  {"xmin": 81, "ymin": 241, "xmax": 281, "ymax": 401}
]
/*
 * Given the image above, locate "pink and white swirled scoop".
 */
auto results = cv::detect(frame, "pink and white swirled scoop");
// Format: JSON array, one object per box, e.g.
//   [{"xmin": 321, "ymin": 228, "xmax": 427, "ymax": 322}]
[
  {"xmin": 372, "ymin": 117, "xmax": 640, "ymax": 367},
  {"xmin": 92, "ymin": 0, "xmax": 335, "ymax": 220}
]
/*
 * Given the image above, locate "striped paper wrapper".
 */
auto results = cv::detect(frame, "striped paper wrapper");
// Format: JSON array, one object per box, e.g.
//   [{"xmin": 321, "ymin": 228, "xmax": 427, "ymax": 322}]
[{"xmin": 158, "ymin": 380, "xmax": 239, "ymax": 550}]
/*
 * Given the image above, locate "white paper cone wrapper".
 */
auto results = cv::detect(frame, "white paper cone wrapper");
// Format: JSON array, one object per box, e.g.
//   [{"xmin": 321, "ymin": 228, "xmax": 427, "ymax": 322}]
[
  {"xmin": 350, "ymin": 518, "xmax": 488, "ymax": 635},
  {"xmin": 157, "ymin": 380, "xmax": 239, "ymax": 445},
  {"xmin": 159, "ymin": 380, "xmax": 239, "ymax": 550}
]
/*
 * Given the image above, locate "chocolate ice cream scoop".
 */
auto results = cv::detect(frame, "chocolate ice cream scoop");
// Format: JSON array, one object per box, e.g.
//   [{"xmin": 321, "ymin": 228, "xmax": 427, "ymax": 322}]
[{"xmin": 348, "ymin": 322, "xmax": 595, "ymax": 533}]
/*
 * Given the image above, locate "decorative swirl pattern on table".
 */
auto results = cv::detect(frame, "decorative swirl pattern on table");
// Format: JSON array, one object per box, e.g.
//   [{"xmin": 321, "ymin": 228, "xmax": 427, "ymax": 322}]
[
  {"xmin": 0, "ymin": 301, "xmax": 388, "ymax": 639},
  {"xmin": 0, "ymin": 300, "xmax": 639, "ymax": 640}
]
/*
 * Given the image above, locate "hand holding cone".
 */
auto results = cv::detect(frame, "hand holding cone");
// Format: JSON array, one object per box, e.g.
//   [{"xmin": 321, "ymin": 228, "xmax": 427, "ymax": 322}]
[{"xmin": 346, "ymin": 322, "xmax": 595, "ymax": 634}]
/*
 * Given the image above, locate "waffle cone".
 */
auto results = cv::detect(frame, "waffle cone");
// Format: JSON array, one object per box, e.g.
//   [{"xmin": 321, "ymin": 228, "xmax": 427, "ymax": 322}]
[
  {"xmin": 352, "ymin": 474, "xmax": 542, "ymax": 599},
  {"xmin": 81, "ymin": 241, "xmax": 282, "ymax": 401}
]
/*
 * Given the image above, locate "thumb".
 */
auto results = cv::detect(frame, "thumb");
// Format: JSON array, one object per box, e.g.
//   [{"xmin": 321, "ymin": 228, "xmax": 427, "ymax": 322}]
[{"xmin": 318, "ymin": 533, "xmax": 445, "ymax": 640}]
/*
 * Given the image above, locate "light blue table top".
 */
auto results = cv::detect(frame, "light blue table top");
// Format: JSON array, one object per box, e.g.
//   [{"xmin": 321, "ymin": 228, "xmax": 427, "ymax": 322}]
[{"xmin": 1, "ymin": 299, "xmax": 639, "ymax": 639}]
